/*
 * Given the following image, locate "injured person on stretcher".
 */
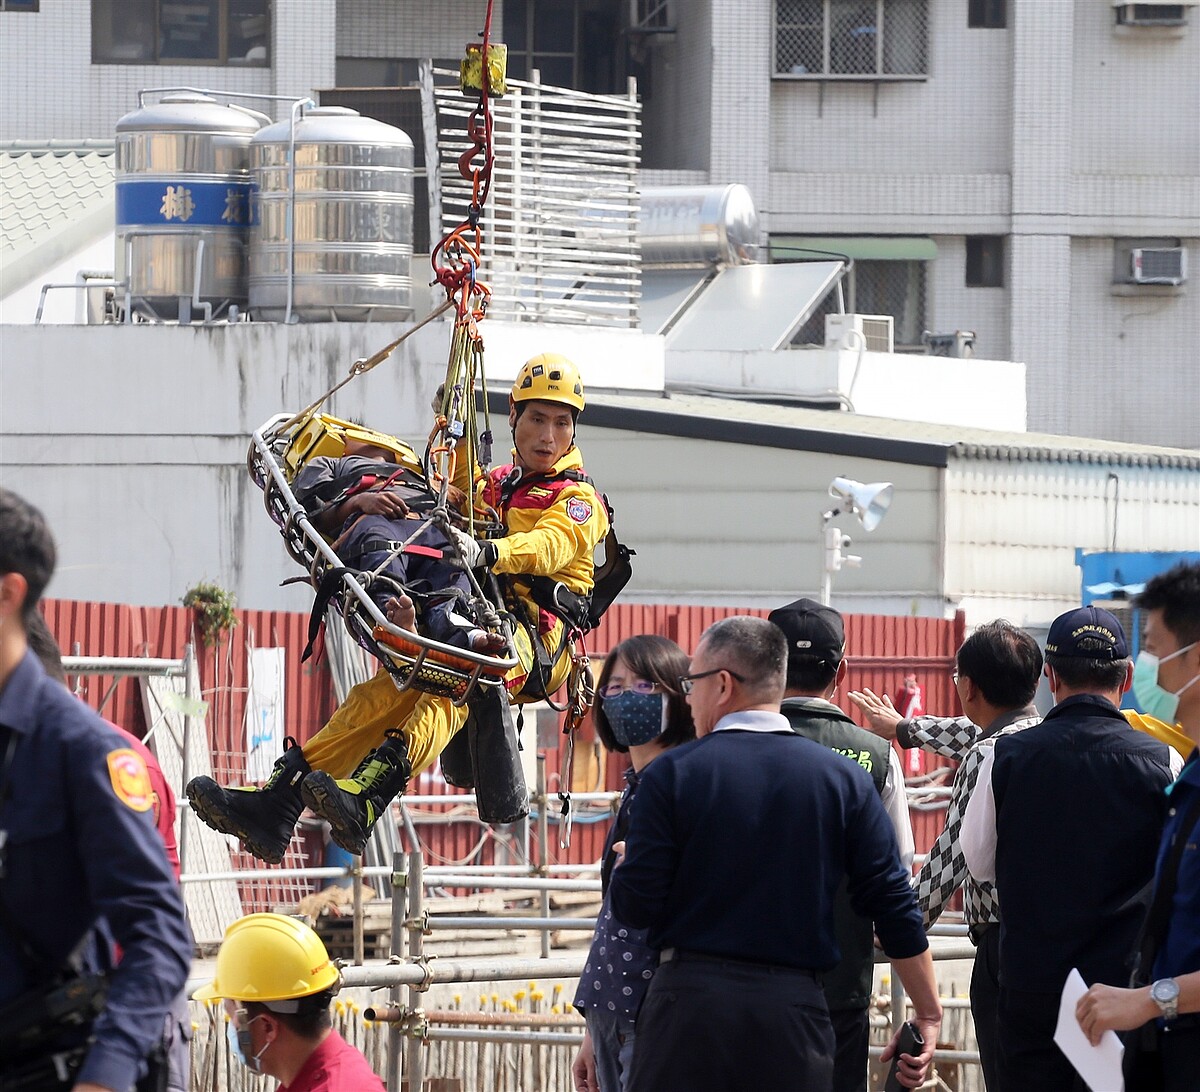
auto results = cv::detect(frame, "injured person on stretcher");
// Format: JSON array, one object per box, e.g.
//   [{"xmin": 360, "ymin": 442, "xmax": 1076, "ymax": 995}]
[
  {"xmin": 291, "ymin": 436, "xmax": 505, "ymax": 656},
  {"xmin": 187, "ymin": 353, "xmax": 610, "ymax": 862}
]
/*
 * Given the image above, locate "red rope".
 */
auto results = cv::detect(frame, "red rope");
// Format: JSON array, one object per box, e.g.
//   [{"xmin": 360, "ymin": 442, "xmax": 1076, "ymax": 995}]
[{"xmin": 431, "ymin": 0, "xmax": 497, "ymax": 324}]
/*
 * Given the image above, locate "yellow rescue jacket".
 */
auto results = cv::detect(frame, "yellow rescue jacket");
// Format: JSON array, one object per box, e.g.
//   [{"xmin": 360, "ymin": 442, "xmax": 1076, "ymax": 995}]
[{"xmin": 1123, "ymin": 709, "xmax": 1194, "ymax": 761}]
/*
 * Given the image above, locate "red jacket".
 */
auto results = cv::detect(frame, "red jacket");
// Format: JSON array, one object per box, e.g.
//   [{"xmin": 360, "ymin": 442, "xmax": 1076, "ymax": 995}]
[{"xmin": 278, "ymin": 1030, "xmax": 385, "ymax": 1091}]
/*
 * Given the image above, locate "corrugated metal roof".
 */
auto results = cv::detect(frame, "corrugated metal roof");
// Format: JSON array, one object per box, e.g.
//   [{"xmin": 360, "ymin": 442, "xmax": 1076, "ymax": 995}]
[
  {"xmin": 0, "ymin": 139, "xmax": 115, "ymax": 295},
  {"xmin": 530, "ymin": 389, "xmax": 1200, "ymax": 470}
]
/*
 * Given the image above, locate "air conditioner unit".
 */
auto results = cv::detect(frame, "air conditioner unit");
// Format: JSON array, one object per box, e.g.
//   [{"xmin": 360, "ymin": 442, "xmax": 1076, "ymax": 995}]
[
  {"xmin": 825, "ymin": 313, "xmax": 894, "ymax": 353},
  {"xmin": 1113, "ymin": 3, "xmax": 1191, "ymax": 26},
  {"xmin": 1131, "ymin": 247, "xmax": 1188, "ymax": 285}
]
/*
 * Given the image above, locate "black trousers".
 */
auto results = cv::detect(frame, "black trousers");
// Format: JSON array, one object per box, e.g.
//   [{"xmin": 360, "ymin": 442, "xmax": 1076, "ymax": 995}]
[
  {"xmin": 627, "ymin": 955, "xmax": 834, "ymax": 1092},
  {"xmin": 969, "ymin": 924, "xmax": 1002, "ymax": 1091},
  {"xmin": 997, "ymin": 987, "xmax": 1088, "ymax": 1092},
  {"xmin": 828, "ymin": 1006, "xmax": 868, "ymax": 1092}
]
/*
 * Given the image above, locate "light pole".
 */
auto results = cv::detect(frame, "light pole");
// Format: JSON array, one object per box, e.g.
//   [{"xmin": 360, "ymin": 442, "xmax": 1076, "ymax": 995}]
[{"xmin": 819, "ymin": 476, "xmax": 894, "ymax": 607}]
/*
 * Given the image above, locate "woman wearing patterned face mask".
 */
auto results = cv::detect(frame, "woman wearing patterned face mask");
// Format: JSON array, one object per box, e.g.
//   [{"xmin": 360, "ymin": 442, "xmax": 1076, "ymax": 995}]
[{"xmin": 571, "ymin": 635, "xmax": 696, "ymax": 1092}]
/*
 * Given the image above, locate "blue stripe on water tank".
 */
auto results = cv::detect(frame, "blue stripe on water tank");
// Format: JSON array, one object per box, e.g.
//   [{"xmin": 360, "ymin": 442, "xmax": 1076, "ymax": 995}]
[{"xmin": 116, "ymin": 179, "xmax": 254, "ymax": 228}]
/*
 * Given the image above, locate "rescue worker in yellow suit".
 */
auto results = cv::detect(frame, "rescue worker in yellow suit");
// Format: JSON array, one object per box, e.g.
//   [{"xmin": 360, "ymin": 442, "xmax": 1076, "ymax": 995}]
[{"xmin": 186, "ymin": 354, "xmax": 609, "ymax": 861}]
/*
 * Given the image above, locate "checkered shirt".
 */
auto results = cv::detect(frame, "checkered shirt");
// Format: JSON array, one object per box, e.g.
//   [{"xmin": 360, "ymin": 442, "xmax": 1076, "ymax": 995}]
[{"xmin": 906, "ymin": 712, "xmax": 1042, "ymax": 930}]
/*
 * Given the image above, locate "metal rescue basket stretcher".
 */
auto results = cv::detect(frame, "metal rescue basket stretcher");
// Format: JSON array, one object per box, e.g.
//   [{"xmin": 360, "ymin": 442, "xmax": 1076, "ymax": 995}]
[{"xmin": 247, "ymin": 410, "xmax": 520, "ymax": 705}]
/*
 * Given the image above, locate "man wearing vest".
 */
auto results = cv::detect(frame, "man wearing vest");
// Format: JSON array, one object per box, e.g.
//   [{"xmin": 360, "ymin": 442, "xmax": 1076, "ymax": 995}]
[
  {"xmin": 850, "ymin": 620, "xmax": 1044, "ymax": 1091},
  {"xmin": 769, "ymin": 598, "xmax": 915, "ymax": 1092},
  {"xmin": 962, "ymin": 606, "xmax": 1180, "ymax": 1092}
]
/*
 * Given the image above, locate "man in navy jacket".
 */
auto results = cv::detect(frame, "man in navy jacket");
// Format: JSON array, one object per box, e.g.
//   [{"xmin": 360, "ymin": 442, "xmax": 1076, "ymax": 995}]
[
  {"xmin": 609, "ymin": 615, "xmax": 941, "ymax": 1092},
  {"xmin": 963, "ymin": 606, "xmax": 1178, "ymax": 1092},
  {"xmin": 0, "ymin": 488, "xmax": 191, "ymax": 1092}
]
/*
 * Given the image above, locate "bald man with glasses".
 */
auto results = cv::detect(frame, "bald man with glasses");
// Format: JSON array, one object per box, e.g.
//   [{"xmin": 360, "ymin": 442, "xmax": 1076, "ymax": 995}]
[{"xmin": 609, "ymin": 616, "xmax": 942, "ymax": 1092}]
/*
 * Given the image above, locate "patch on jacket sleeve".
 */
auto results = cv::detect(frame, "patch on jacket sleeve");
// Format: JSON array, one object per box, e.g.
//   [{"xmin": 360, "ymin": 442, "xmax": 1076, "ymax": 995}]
[
  {"xmin": 566, "ymin": 497, "xmax": 593, "ymax": 524},
  {"xmin": 106, "ymin": 748, "xmax": 154, "ymax": 812}
]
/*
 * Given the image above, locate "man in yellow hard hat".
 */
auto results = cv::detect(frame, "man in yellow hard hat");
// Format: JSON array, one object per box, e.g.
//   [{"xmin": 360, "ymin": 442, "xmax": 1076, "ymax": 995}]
[
  {"xmin": 188, "ymin": 354, "xmax": 611, "ymax": 859},
  {"xmin": 194, "ymin": 913, "xmax": 383, "ymax": 1090}
]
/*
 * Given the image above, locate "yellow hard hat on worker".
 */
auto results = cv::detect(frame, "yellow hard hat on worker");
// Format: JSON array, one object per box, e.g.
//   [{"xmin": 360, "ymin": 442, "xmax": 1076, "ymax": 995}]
[
  {"xmin": 511, "ymin": 353, "xmax": 585, "ymax": 413},
  {"xmin": 192, "ymin": 913, "xmax": 341, "ymax": 1004}
]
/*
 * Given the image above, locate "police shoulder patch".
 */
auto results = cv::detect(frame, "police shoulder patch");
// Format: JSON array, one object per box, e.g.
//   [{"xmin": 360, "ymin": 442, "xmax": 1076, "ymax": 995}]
[
  {"xmin": 565, "ymin": 497, "xmax": 593, "ymax": 524},
  {"xmin": 106, "ymin": 748, "xmax": 154, "ymax": 812}
]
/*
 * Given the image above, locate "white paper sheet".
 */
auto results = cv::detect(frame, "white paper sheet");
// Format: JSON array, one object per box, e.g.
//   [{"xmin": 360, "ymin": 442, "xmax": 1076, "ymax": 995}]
[{"xmin": 1054, "ymin": 968, "xmax": 1125, "ymax": 1092}]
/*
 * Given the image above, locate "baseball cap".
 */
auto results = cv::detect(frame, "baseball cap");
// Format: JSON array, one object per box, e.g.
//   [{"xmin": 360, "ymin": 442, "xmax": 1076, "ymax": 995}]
[
  {"xmin": 1045, "ymin": 606, "xmax": 1129, "ymax": 660},
  {"xmin": 768, "ymin": 598, "xmax": 845, "ymax": 664}
]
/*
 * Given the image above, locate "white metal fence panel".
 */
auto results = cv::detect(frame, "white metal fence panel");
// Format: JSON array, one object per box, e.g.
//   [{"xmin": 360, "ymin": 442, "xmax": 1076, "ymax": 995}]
[{"xmin": 433, "ymin": 70, "xmax": 641, "ymax": 328}]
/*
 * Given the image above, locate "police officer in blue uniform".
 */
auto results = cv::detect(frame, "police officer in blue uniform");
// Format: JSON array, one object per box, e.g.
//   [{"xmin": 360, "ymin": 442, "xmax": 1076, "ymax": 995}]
[{"xmin": 0, "ymin": 488, "xmax": 192, "ymax": 1092}]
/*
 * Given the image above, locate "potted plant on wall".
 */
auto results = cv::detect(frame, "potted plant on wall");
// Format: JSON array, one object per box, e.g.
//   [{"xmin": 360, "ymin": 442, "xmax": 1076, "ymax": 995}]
[{"xmin": 182, "ymin": 581, "xmax": 238, "ymax": 648}]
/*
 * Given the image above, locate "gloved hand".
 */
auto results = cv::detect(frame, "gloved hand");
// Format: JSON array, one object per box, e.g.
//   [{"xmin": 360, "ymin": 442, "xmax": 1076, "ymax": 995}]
[{"xmin": 450, "ymin": 526, "xmax": 498, "ymax": 570}]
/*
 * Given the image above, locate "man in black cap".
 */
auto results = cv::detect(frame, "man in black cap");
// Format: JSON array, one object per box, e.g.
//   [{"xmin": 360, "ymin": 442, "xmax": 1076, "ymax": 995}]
[
  {"xmin": 769, "ymin": 597, "xmax": 914, "ymax": 1092},
  {"xmin": 961, "ymin": 606, "xmax": 1181, "ymax": 1092}
]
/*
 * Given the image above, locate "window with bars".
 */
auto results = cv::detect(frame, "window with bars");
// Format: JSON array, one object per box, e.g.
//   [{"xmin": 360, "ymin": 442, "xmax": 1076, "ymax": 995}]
[
  {"xmin": 775, "ymin": 0, "xmax": 928, "ymax": 78},
  {"xmin": 791, "ymin": 259, "xmax": 928, "ymax": 349}
]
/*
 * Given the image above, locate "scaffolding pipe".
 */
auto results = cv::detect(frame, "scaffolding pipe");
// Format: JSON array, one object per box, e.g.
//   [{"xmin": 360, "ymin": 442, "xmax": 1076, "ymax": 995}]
[
  {"xmin": 406, "ymin": 849, "xmax": 425, "ymax": 1092},
  {"xmin": 422, "ymin": 874, "xmax": 601, "ymax": 892},
  {"xmin": 338, "ymin": 956, "xmax": 587, "ymax": 990},
  {"xmin": 61, "ymin": 656, "xmax": 187, "ymax": 676},
  {"xmin": 424, "ymin": 917, "xmax": 597, "ymax": 931},
  {"xmin": 536, "ymin": 755, "xmax": 551, "ymax": 959},
  {"xmin": 416, "ymin": 1010, "xmax": 584, "ymax": 1029},
  {"xmin": 180, "ymin": 867, "xmax": 601, "ymax": 890},
  {"xmin": 425, "ymin": 1028, "xmax": 585, "ymax": 1047},
  {"xmin": 353, "ymin": 855, "xmax": 365, "ymax": 966},
  {"xmin": 388, "ymin": 853, "xmax": 407, "ymax": 1092}
]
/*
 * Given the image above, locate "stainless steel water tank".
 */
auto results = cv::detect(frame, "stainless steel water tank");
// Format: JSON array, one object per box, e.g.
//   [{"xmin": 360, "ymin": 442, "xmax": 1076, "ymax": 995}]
[
  {"xmin": 115, "ymin": 93, "xmax": 263, "ymax": 320},
  {"xmin": 639, "ymin": 184, "xmax": 760, "ymax": 267},
  {"xmin": 249, "ymin": 107, "xmax": 414, "ymax": 322}
]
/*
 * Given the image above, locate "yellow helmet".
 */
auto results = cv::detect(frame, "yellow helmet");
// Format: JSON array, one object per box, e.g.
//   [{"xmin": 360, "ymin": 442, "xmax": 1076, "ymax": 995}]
[
  {"xmin": 192, "ymin": 913, "xmax": 340, "ymax": 1003},
  {"xmin": 511, "ymin": 353, "xmax": 585, "ymax": 413}
]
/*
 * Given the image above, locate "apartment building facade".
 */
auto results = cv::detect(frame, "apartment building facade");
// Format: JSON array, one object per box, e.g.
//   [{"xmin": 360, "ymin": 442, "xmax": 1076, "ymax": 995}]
[{"xmin": 3, "ymin": 0, "xmax": 1197, "ymax": 447}]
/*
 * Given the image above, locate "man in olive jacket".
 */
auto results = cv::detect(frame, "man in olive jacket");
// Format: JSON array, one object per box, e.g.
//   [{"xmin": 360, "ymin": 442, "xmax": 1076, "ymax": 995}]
[{"xmin": 770, "ymin": 598, "xmax": 915, "ymax": 1092}]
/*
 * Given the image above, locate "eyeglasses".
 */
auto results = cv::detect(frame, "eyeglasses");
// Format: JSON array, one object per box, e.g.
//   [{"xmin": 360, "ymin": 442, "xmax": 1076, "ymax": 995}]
[
  {"xmin": 598, "ymin": 679, "xmax": 660, "ymax": 700},
  {"xmin": 678, "ymin": 667, "xmax": 746, "ymax": 695}
]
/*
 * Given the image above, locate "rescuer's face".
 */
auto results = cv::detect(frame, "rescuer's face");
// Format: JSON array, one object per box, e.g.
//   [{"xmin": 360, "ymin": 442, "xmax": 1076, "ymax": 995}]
[{"xmin": 510, "ymin": 400, "xmax": 575, "ymax": 474}]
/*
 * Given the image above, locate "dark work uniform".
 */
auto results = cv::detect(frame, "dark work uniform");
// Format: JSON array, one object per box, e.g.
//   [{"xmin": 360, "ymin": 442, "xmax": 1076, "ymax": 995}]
[
  {"xmin": 782, "ymin": 696, "xmax": 892, "ymax": 1092},
  {"xmin": 610, "ymin": 713, "xmax": 927, "ymax": 1092},
  {"xmin": 0, "ymin": 651, "xmax": 191, "ymax": 1091},
  {"xmin": 990, "ymin": 695, "xmax": 1174, "ymax": 1092}
]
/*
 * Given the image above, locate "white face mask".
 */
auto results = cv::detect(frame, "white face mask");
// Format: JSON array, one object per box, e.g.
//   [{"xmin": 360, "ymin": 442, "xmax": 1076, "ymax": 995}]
[{"xmin": 228, "ymin": 1011, "xmax": 269, "ymax": 1072}]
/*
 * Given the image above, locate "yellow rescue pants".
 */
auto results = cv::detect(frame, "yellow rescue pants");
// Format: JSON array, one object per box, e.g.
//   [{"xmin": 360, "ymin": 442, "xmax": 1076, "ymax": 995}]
[{"xmin": 300, "ymin": 616, "xmax": 571, "ymax": 778}]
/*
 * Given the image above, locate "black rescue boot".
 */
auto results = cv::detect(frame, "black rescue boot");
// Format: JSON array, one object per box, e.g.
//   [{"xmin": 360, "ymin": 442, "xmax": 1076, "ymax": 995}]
[
  {"xmin": 186, "ymin": 738, "xmax": 309, "ymax": 864},
  {"xmin": 301, "ymin": 734, "xmax": 412, "ymax": 856}
]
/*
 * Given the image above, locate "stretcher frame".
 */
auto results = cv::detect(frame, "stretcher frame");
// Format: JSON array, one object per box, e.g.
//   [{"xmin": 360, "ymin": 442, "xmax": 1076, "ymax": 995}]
[{"xmin": 248, "ymin": 412, "xmax": 520, "ymax": 705}]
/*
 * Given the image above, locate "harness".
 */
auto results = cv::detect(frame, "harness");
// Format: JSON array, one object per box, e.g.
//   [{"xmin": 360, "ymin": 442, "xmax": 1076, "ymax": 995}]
[{"xmin": 490, "ymin": 464, "xmax": 634, "ymax": 638}]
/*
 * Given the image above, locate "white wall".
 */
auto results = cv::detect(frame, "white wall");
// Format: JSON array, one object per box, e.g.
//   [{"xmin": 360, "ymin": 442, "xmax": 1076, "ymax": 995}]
[
  {"xmin": 664, "ymin": 347, "xmax": 1026, "ymax": 432},
  {"xmin": 928, "ymin": 236, "xmax": 1011, "ymax": 362},
  {"xmin": 0, "ymin": 232, "xmax": 115, "ymax": 325},
  {"xmin": 1050, "ymin": 236, "xmax": 1200, "ymax": 449},
  {"xmin": 0, "ymin": 0, "xmax": 335, "ymax": 140},
  {"xmin": 0, "ymin": 319, "xmax": 663, "ymax": 611},
  {"xmin": 945, "ymin": 460, "xmax": 1200, "ymax": 628},
  {"xmin": 336, "ymin": 0, "xmax": 487, "ymax": 61},
  {"xmin": 576, "ymin": 425, "xmax": 945, "ymax": 613}
]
